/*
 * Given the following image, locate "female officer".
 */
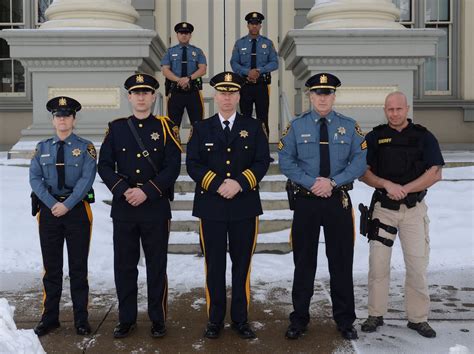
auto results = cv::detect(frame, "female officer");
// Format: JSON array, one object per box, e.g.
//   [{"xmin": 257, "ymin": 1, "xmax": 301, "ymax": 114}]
[{"xmin": 29, "ymin": 96, "xmax": 97, "ymax": 336}]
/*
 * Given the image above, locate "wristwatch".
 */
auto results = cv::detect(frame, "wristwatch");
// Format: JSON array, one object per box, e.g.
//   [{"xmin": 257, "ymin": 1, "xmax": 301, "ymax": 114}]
[{"xmin": 330, "ymin": 178, "xmax": 337, "ymax": 188}]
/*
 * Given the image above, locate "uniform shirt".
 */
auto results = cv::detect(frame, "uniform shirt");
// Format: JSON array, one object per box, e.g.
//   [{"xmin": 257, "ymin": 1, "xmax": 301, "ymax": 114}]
[
  {"xmin": 29, "ymin": 133, "xmax": 97, "ymax": 210},
  {"xmin": 278, "ymin": 110, "xmax": 367, "ymax": 189},
  {"xmin": 98, "ymin": 114, "xmax": 182, "ymax": 221},
  {"xmin": 161, "ymin": 44, "xmax": 207, "ymax": 77},
  {"xmin": 186, "ymin": 113, "xmax": 270, "ymax": 221},
  {"xmin": 230, "ymin": 35, "xmax": 278, "ymax": 76},
  {"xmin": 218, "ymin": 112, "xmax": 236, "ymax": 130}
]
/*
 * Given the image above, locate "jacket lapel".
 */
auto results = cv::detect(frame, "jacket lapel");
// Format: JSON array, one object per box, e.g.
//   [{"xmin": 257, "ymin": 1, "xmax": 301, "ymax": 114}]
[
  {"xmin": 210, "ymin": 114, "xmax": 227, "ymax": 145},
  {"xmin": 228, "ymin": 113, "xmax": 243, "ymax": 145}
]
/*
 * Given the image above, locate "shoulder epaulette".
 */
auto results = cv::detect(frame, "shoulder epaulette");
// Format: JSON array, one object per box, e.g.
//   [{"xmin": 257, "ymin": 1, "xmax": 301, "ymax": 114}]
[{"xmin": 155, "ymin": 115, "xmax": 183, "ymax": 152}]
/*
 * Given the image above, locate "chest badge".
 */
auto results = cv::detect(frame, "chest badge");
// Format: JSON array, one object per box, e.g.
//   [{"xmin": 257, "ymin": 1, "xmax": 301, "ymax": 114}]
[
  {"xmin": 239, "ymin": 130, "xmax": 249, "ymax": 138},
  {"xmin": 192, "ymin": 51, "xmax": 197, "ymax": 57},
  {"xmin": 262, "ymin": 43, "xmax": 267, "ymax": 49},
  {"xmin": 72, "ymin": 148, "xmax": 81, "ymax": 157},
  {"xmin": 151, "ymin": 132, "xmax": 160, "ymax": 141},
  {"xmin": 337, "ymin": 127, "xmax": 346, "ymax": 135}
]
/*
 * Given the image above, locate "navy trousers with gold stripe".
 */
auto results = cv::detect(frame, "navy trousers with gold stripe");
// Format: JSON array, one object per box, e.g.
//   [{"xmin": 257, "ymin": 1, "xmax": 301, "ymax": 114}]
[
  {"xmin": 239, "ymin": 82, "xmax": 270, "ymax": 134},
  {"xmin": 200, "ymin": 217, "xmax": 258, "ymax": 325},
  {"xmin": 167, "ymin": 90, "xmax": 204, "ymax": 127},
  {"xmin": 38, "ymin": 201, "xmax": 92, "ymax": 326},
  {"xmin": 113, "ymin": 219, "xmax": 169, "ymax": 325},
  {"xmin": 290, "ymin": 193, "xmax": 356, "ymax": 329}
]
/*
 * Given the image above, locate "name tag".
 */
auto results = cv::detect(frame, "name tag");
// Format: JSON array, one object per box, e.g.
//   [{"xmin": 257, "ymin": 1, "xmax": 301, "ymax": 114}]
[
  {"xmin": 205, "ymin": 143, "xmax": 214, "ymax": 146},
  {"xmin": 172, "ymin": 54, "xmax": 178, "ymax": 57},
  {"xmin": 40, "ymin": 154, "xmax": 50, "ymax": 157},
  {"xmin": 301, "ymin": 134, "xmax": 311, "ymax": 137},
  {"xmin": 241, "ymin": 48, "xmax": 247, "ymax": 51}
]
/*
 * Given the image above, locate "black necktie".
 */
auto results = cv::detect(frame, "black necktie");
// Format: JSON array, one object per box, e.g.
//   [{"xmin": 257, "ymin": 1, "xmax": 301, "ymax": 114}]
[
  {"xmin": 319, "ymin": 117, "xmax": 330, "ymax": 177},
  {"xmin": 251, "ymin": 39, "xmax": 257, "ymax": 69},
  {"xmin": 56, "ymin": 140, "xmax": 66, "ymax": 190},
  {"xmin": 223, "ymin": 120, "xmax": 231, "ymax": 142},
  {"xmin": 181, "ymin": 46, "xmax": 188, "ymax": 77}
]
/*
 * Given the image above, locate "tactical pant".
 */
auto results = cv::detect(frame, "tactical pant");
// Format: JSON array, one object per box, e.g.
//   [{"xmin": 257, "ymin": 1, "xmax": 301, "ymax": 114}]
[
  {"xmin": 199, "ymin": 217, "xmax": 258, "ymax": 325},
  {"xmin": 368, "ymin": 200, "xmax": 430, "ymax": 323},
  {"xmin": 113, "ymin": 218, "xmax": 170, "ymax": 325},
  {"xmin": 290, "ymin": 194, "xmax": 356, "ymax": 328},
  {"xmin": 239, "ymin": 82, "xmax": 270, "ymax": 134},
  {"xmin": 38, "ymin": 201, "xmax": 92, "ymax": 326},
  {"xmin": 167, "ymin": 90, "xmax": 204, "ymax": 127}
]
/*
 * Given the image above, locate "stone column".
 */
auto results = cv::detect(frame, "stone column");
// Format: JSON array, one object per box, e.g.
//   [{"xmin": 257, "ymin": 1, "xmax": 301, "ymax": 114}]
[{"xmin": 41, "ymin": 0, "xmax": 140, "ymax": 29}]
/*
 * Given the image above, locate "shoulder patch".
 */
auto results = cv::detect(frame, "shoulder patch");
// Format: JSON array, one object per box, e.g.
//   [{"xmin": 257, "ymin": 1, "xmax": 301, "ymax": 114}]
[
  {"xmin": 355, "ymin": 123, "xmax": 365, "ymax": 137},
  {"xmin": 281, "ymin": 123, "xmax": 291, "ymax": 138},
  {"xmin": 87, "ymin": 143, "xmax": 97, "ymax": 160}
]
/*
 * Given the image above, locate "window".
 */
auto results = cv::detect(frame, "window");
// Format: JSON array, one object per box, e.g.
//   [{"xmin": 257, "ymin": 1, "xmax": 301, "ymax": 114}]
[{"xmin": 392, "ymin": 0, "xmax": 455, "ymax": 97}]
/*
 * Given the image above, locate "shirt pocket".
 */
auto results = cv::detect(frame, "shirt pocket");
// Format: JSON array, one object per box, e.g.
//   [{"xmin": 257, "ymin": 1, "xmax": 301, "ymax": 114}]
[
  {"xmin": 66, "ymin": 159, "xmax": 83, "ymax": 184},
  {"xmin": 39, "ymin": 156, "xmax": 54, "ymax": 179},
  {"xmin": 335, "ymin": 137, "xmax": 352, "ymax": 160},
  {"xmin": 239, "ymin": 49, "xmax": 251, "ymax": 65},
  {"xmin": 296, "ymin": 135, "xmax": 317, "ymax": 159}
]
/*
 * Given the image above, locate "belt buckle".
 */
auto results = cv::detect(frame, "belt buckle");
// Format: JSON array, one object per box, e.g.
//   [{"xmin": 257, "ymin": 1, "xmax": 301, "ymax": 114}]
[{"xmin": 143, "ymin": 150, "xmax": 150, "ymax": 157}]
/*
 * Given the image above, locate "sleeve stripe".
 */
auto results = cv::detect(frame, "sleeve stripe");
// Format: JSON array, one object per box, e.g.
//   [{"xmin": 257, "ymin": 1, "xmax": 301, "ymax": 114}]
[
  {"xmin": 246, "ymin": 169, "xmax": 257, "ymax": 187},
  {"xmin": 149, "ymin": 180, "xmax": 162, "ymax": 194},
  {"xmin": 204, "ymin": 173, "xmax": 216, "ymax": 190},
  {"xmin": 243, "ymin": 169, "xmax": 257, "ymax": 189},
  {"xmin": 110, "ymin": 178, "xmax": 123, "ymax": 192},
  {"xmin": 202, "ymin": 171, "xmax": 216, "ymax": 190},
  {"xmin": 201, "ymin": 171, "xmax": 212, "ymax": 189}
]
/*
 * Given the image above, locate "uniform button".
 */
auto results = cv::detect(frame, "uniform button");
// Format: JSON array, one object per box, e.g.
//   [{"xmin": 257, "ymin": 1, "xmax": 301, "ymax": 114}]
[
  {"xmin": 137, "ymin": 153, "xmax": 141, "ymax": 158},
  {"xmin": 122, "ymin": 148, "xmax": 126, "ymax": 151},
  {"xmin": 201, "ymin": 191, "xmax": 204, "ymax": 194},
  {"xmin": 68, "ymin": 142, "xmax": 71, "ymax": 145},
  {"xmin": 226, "ymin": 160, "xmax": 230, "ymax": 165},
  {"xmin": 138, "ymin": 123, "xmax": 143, "ymax": 128},
  {"xmin": 245, "ymin": 146, "xmax": 248, "ymax": 149},
  {"xmin": 75, "ymin": 164, "xmax": 78, "ymax": 167},
  {"xmin": 207, "ymin": 148, "xmax": 211, "ymax": 151},
  {"xmin": 226, "ymin": 172, "xmax": 231, "ymax": 177},
  {"xmin": 154, "ymin": 148, "xmax": 157, "ymax": 151},
  {"xmin": 136, "ymin": 169, "xmax": 140, "ymax": 174},
  {"xmin": 227, "ymin": 148, "xmax": 231, "ymax": 152},
  {"xmin": 304, "ymin": 140, "xmax": 307, "ymax": 143},
  {"xmin": 42, "ymin": 163, "xmax": 46, "ymax": 166},
  {"xmin": 341, "ymin": 140, "xmax": 344, "ymax": 144}
]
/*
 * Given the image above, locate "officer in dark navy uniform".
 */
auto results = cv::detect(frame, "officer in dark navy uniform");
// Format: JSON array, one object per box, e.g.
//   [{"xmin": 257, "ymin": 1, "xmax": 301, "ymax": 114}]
[
  {"xmin": 98, "ymin": 73, "xmax": 182, "ymax": 339},
  {"xmin": 230, "ymin": 12, "xmax": 278, "ymax": 134},
  {"xmin": 29, "ymin": 96, "xmax": 97, "ymax": 337},
  {"xmin": 279, "ymin": 73, "xmax": 367, "ymax": 340},
  {"xmin": 161, "ymin": 22, "xmax": 207, "ymax": 127},
  {"xmin": 186, "ymin": 72, "xmax": 270, "ymax": 339}
]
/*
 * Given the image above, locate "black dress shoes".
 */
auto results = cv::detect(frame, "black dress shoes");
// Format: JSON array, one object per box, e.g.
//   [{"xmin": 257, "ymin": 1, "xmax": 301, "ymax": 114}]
[
  {"xmin": 231, "ymin": 322, "xmax": 257, "ymax": 339},
  {"xmin": 285, "ymin": 324, "xmax": 307, "ymax": 340},
  {"xmin": 204, "ymin": 322, "xmax": 223, "ymax": 339},
  {"xmin": 113, "ymin": 322, "xmax": 136, "ymax": 338},
  {"xmin": 151, "ymin": 322, "xmax": 167, "ymax": 338},
  {"xmin": 33, "ymin": 320, "xmax": 60, "ymax": 337},
  {"xmin": 338, "ymin": 325, "xmax": 359, "ymax": 340},
  {"xmin": 75, "ymin": 321, "xmax": 92, "ymax": 335}
]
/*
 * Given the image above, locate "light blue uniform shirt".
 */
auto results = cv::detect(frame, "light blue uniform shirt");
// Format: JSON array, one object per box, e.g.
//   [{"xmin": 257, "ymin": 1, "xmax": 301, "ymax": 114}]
[
  {"xmin": 29, "ymin": 133, "xmax": 97, "ymax": 210},
  {"xmin": 278, "ymin": 110, "xmax": 367, "ymax": 189},
  {"xmin": 230, "ymin": 34, "xmax": 278, "ymax": 76},
  {"xmin": 161, "ymin": 44, "xmax": 207, "ymax": 77}
]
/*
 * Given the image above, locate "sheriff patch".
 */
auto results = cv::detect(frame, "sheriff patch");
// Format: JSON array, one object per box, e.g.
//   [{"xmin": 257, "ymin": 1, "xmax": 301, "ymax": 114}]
[
  {"xmin": 281, "ymin": 123, "xmax": 291, "ymax": 138},
  {"xmin": 355, "ymin": 123, "xmax": 365, "ymax": 137},
  {"xmin": 87, "ymin": 143, "xmax": 97, "ymax": 159}
]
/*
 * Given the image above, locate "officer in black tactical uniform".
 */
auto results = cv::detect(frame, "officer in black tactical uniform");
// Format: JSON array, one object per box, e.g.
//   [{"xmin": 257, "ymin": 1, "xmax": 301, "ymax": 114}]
[
  {"xmin": 98, "ymin": 73, "xmax": 182, "ymax": 339},
  {"xmin": 360, "ymin": 91, "xmax": 444, "ymax": 338}
]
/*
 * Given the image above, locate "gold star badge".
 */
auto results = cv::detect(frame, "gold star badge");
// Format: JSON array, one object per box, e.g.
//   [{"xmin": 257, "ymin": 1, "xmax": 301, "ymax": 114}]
[
  {"xmin": 224, "ymin": 73, "xmax": 232, "ymax": 82},
  {"xmin": 151, "ymin": 132, "xmax": 160, "ymax": 141},
  {"xmin": 72, "ymin": 148, "xmax": 81, "ymax": 157},
  {"xmin": 59, "ymin": 97, "xmax": 67, "ymax": 106},
  {"xmin": 192, "ymin": 51, "xmax": 197, "ymax": 56},
  {"xmin": 183, "ymin": 23, "xmax": 187, "ymax": 28},
  {"xmin": 320, "ymin": 74, "xmax": 328, "ymax": 84},
  {"xmin": 252, "ymin": 12, "xmax": 257, "ymax": 18},
  {"xmin": 262, "ymin": 44, "xmax": 267, "ymax": 49},
  {"xmin": 136, "ymin": 74, "xmax": 144, "ymax": 83},
  {"xmin": 239, "ymin": 130, "xmax": 249, "ymax": 138},
  {"xmin": 337, "ymin": 127, "xmax": 346, "ymax": 135}
]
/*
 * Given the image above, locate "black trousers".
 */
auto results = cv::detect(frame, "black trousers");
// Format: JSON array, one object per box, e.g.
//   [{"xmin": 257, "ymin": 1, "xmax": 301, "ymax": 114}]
[
  {"xmin": 239, "ymin": 82, "xmax": 270, "ymax": 134},
  {"xmin": 289, "ymin": 193, "xmax": 356, "ymax": 328},
  {"xmin": 199, "ymin": 217, "xmax": 258, "ymax": 325},
  {"xmin": 167, "ymin": 89, "xmax": 204, "ymax": 127},
  {"xmin": 38, "ymin": 201, "xmax": 92, "ymax": 326},
  {"xmin": 113, "ymin": 218, "xmax": 169, "ymax": 325}
]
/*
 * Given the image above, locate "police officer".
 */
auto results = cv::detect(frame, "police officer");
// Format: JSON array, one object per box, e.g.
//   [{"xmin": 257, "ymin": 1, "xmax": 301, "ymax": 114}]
[
  {"xmin": 161, "ymin": 22, "xmax": 207, "ymax": 127},
  {"xmin": 29, "ymin": 96, "xmax": 97, "ymax": 336},
  {"xmin": 230, "ymin": 12, "xmax": 278, "ymax": 135},
  {"xmin": 186, "ymin": 72, "xmax": 270, "ymax": 339},
  {"xmin": 278, "ymin": 73, "xmax": 367, "ymax": 340},
  {"xmin": 98, "ymin": 73, "xmax": 182, "ymax": 339},
  {"xmin": 359, "ymin": 91, "xmax": 443, "ymax": 338}
]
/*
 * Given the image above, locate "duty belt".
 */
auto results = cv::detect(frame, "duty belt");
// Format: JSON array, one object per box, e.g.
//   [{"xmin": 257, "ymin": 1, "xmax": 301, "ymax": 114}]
[
  {"xmin": 375, "ymin": 189, "xmax": 427, "ymax": 210},
  {"xmin": 294, "ymin": 182, "xmax": 353, "ymax": 198}
]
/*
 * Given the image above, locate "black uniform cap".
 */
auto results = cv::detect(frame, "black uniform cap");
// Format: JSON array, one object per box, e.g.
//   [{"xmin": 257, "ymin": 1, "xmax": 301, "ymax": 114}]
[
  {"xmin": 124, "ymin": 73, "xmax": 159, "ymax": 92},
  {"xmin": 245, "ymin": 12, "xmax": 265, "ymax": 24},
  {"xmin": 174, "ymin": 22, "xmax": 194, "ymax": 33},
  {"xmin": 305, "ymin": 73, "xmax": 341, "ymax": 94},
  {"xmin": 210, "ymin": 72, "xmax": 245, "ymax": 92},
  {"xmin": 46, "ymin": 96, "xmax": 81, "ymax": 117}
]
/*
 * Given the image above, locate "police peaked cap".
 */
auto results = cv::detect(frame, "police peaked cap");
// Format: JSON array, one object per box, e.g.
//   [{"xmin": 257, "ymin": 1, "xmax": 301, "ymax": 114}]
[
  {"xmin": 305, "ymin": 73, "xmax": 341, "ymax": 94},
  {"xmin": 46, "ymin": 96, "xmax": 82, "ymax": 116},
  {"xmin": 174, "ymin": 22, "xmax": 194, "ymax": 33},
  {"xmin": 210, "ymin": 72, "xmax": 245, "ymax": 92},
  {"xmin": 124, "ymin": 73, "xmax": 159, "ymax": 92},
  {"xmin": 245, "ymin": 12, "xmax": 265, "ymax": 24}
]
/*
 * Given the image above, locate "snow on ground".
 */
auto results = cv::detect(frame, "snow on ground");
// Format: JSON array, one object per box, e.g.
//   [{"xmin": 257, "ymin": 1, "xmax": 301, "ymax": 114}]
[{"xmin": 0, "ymin": 298, "xmax": 45, "ymax": 353}]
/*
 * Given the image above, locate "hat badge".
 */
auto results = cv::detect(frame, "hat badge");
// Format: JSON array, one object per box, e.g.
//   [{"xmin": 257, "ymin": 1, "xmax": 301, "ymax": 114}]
[
  {"xmin": 320, "ymin": 75, "xmax": 328, "ymax": 84},
  {"xmin": 224, "ymin": 73, "xmax": 233, "ymax": 82},
  {"xmin": 183, "ymin": 23, "xmax": 187, "ymax": 28},
  {"xmin": 252, "ymin": 12, "xmax": 257, "ymax": 18},
  {"xmin": 59, "ymin": 97, "xmax": 67, "ymax": 106},
  {"xmin": 136, "ymin": 74, "xmax": 144, "ymax": 83}
]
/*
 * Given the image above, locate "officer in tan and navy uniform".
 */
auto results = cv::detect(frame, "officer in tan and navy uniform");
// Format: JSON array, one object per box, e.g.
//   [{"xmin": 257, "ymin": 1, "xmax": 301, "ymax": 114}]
[
  {"xmin": 186, "ymin": 72, "xmax": 270, "ymax": 340},
  {"xmin": 98, "ymin": 73, "xmax": 182, "ymax": 339}
]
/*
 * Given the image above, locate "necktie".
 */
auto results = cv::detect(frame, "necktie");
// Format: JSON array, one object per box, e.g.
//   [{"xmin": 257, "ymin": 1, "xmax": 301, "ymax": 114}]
[
  {"xmin": 56, "ymin": 140, "xmax": 66, "ymax": 190},
  {"xmin": 319, "ymin": 117, "xmax": 330, "ymax": 177},
  {"xmin": 181, "ymin": 46, "xmax": 188, "ymax": 77},
  {"xmin": 223, "ymin": 120, "xmax": 231, "ymax": 142},
  {"xmin": 251, "ymin": 39, "xmax": 257, "ymax": 69}
]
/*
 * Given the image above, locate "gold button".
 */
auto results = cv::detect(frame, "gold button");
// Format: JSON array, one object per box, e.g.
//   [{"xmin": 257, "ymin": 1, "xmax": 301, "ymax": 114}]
[
  {"xmin": 136, "ymin": 169, "xmax": 140, "ymax": 174},
  {"xmin": 137, "ymin": 153, "xmax": 141, "ymax": 158},
  {"xmin": 207, "ymin": 148, "xmax": 210, "ymax": 151},
  {"xmin": 226, "ymin": 172, "xmax": 231, "ymax": 177},
  {"xmin": 138, "ymin": 123, "xmax": 143, "ymax": 128},
  {"xmin": 227, "ymin": 148, "xmax": 231, "ymax": 152},
  {"xmin": 201, "ymin": 191, "xmax": 204, "ymax": 194},
  {"xmin": 245, "ymin": 146, "xmax": 248, "ymax": 149},
  {"xmin": 226, "ymin": 160, "xmax": 230, "ymax": 165},
  {"xmin": 154, "ymin": 148, "xmax": 157, "ymax": 151},
  {"xmin": 122, "ymin": 148, "xmax": 126, "ymax": 151}
]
